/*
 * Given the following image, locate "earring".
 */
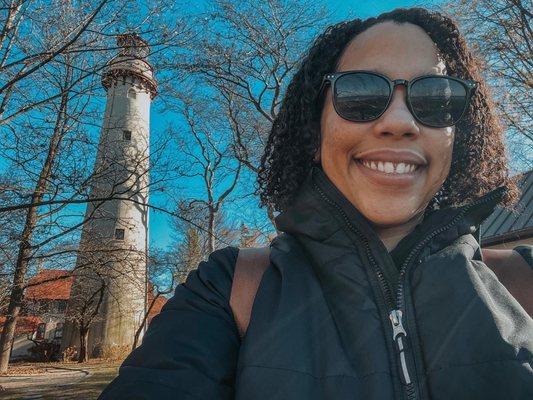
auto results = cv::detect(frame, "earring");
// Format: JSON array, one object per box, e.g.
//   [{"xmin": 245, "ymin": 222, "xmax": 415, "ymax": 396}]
[
  {"xmin": 430, "ymin": 187, "xmax": 448, "ymax": 211},
  {"xmin": 312, "ymin": 149, "xmax": 320, "ymax": 163},
  {"xmin": 431, "ymin": 198, "xmax": 441, "ymax": 211}
]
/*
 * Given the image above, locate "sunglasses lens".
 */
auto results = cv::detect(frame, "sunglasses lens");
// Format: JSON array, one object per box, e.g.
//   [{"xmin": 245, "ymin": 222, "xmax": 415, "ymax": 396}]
[
  {"xmin": 334, "ymin": 73, "xmax": 390, "ymax": 121},
  {"xmin": 410, "ymin": 77, "xmax": 468, "ymax": 127}
]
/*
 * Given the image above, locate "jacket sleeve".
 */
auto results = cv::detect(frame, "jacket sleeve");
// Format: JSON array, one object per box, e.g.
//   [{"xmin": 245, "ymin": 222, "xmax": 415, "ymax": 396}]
[
  {"xmin": 514, "ymin": 245, "xmax": 533, "ymax": 269},
  {"xmin": 99, "ymin": 246, "xmax": 241, "ymax": 400}
]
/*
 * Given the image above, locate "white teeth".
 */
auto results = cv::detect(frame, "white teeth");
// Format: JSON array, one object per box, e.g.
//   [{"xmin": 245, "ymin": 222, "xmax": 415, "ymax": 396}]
[
  {"xmin": 359, "ymin": 159, "xmax": 418, "ymax": 175},
  {"xmin": 396, "ymin": 163, "xmax": 407, "ymax": 174}
]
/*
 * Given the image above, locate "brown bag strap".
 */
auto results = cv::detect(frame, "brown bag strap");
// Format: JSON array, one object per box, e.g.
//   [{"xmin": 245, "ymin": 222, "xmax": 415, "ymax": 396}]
[
  {"xmin": 482, "ymin": 248, "xmax": 533, "ymax": 317},
  {"xmin": 230, "ymin": 246, "xmax": 271, "ymax": 338}
]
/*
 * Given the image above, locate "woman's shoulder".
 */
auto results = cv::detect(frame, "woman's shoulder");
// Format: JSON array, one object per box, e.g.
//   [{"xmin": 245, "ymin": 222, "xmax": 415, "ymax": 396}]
[
  {"xmin": 191, "ymin": 246, "xmax": 240, "ymax": 284},
  {"xmin": 164, "ymin": 246, "xmax": 240, "ymax": 312}
]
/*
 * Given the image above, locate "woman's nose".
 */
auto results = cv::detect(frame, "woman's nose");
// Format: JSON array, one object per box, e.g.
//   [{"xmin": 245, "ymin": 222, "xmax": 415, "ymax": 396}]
[{"xmin": 372, "ymin": 86, "xmax": 420, "ymax": 139}]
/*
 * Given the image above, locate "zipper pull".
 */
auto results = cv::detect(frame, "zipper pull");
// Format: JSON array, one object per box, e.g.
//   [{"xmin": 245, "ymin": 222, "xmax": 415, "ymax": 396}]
[
  {"xmin": 389, "ymin": 309, "xmax": 407, "ymax": 339},
  {"xmin": 389, "ymin": 309, "xmax": 412, "ymax": 385}
]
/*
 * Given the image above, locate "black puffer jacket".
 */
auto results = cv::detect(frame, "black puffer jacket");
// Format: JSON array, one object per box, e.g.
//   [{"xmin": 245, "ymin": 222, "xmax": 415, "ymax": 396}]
[{"xmin": 100, "ymin": 165, "xmax": 533, "ymax": 400}]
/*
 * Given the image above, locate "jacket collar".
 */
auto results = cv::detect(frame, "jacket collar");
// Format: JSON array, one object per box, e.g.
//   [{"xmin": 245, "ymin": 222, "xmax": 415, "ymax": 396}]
[{"xmin": 275, "ymin": 164, "xmax": 506, "ymax": 256}]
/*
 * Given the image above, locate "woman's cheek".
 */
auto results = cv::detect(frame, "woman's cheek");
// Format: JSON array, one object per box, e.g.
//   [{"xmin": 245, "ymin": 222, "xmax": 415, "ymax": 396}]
[{"xmin": 430, "ymin": 128, "xmax": 454, "ymax": 182}]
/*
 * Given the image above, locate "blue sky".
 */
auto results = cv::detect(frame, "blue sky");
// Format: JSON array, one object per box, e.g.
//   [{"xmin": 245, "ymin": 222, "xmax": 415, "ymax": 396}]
[{"xmin": 327, "ymin": 0, "xmax": 441, "ymax": 19}]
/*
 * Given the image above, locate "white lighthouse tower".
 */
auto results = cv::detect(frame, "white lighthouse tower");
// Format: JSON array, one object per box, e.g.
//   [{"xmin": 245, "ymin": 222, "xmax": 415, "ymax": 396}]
[{"xmin": 61, "ymin": 34, "xmax": 157, "ymax": 357}]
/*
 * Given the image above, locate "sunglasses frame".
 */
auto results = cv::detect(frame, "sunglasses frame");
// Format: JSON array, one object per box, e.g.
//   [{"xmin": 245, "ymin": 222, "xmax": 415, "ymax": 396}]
[{"xmin": 320, "ymin": 70, "xmax": 478, "ymax": 128}]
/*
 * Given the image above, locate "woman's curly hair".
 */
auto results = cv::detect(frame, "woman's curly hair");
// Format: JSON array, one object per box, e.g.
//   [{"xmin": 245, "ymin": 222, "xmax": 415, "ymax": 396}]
[{"xmin": 256, "ymin": 7, "xmax": 519, "ymax": 212}]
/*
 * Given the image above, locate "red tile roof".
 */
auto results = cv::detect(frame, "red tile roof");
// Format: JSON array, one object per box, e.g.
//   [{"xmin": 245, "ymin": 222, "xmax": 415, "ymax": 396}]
[
  {"xmin": 15, "ymin": 270, "xmax": 167, "ymax": 325},
  {"xmin": 0, "ymin": 316, "xmax": 42, "ymax": 335},
  {"xmin": 146, "ymin": 289, "xmax": 168, "ymax": 325},
  {"xmin": 25, "ymin": 269, "xmax": 73, "ymax": 301},
  {"xmin": 148, "ymin": 296, "xmax": 167, "ymax": 320}
]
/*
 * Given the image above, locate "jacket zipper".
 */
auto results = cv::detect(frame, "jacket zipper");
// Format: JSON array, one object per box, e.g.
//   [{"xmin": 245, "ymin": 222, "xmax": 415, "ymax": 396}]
[{"xmin": 313, "ymin": 181, "xmax": 502, "ymax": 400}]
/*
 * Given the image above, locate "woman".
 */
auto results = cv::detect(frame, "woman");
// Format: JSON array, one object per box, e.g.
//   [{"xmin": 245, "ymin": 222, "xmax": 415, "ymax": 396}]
[{"xmin": 100, "ymin": 7, "xmax": 532, "ymax": 400}]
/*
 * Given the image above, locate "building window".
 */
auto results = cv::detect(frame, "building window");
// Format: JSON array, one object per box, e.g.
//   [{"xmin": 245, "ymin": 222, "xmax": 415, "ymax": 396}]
[
  {"xmin": 57, "ymin": 300, "xmax": 67, "ymax": 313},
  {"xmin": 54, "ymin": 323, "xmax": 63, "ymax": 339},
  {"xmin": 36, "ymin": 323, "xmax": 46, "ymax": 340},
  {"xmin": 114, "ymin": 228, "xmax": 125, "ymax": 240},
  {"xmin": 127, "ymin": 88, "xmax": 137, "ymax": 99},
  {"xmin": 123, "ymin": 130, "xmax": 132, "ymax": 141},
  {"xmin": 38, "ymin": 300, "xmax": 49, "ymax": 313}
]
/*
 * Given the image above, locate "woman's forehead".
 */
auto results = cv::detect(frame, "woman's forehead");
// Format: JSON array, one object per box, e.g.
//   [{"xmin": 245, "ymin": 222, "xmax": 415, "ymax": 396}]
[{"xmin": 336, "ymin": 21, "xmax": 446, "ymax": 78}]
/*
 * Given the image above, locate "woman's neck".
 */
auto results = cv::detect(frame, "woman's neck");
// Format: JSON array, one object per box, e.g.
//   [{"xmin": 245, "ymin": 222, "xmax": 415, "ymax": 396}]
[{"xmin": 372, "ymin": 211, "xmax": 425, "ymax": 252}]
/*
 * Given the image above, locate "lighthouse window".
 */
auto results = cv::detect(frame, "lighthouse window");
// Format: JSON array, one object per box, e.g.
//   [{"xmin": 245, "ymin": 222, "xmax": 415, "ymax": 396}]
[
  {"xmin": 127, "ymin": 88, "xmax": 137, "ymax": 99},
  {"xmin": 123, "ymin": 130, "xmax": 132, "ymax": 140},
  {"xmin": 114, "ymin": 228, "xmax": 125, "ymax": 240}
]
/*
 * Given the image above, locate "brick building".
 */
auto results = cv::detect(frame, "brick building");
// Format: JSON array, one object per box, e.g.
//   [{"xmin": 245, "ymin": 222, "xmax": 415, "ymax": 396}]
[{"xmin": 1, "ymin": 269, "xmax": 167, "ymax": 361}]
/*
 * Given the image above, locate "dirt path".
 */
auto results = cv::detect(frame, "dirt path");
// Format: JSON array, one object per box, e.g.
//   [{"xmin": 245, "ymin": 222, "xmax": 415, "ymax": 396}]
[{"xmin": 0, "ymin": 362, "xmax": 120, "ymax": 400}]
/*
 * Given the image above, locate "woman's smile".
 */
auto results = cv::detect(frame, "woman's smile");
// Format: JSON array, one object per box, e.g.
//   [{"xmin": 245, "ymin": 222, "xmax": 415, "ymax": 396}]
[
  {"xmin": 353, "ymin": 158, "xmax": 424, "ymax": 187},
  {"xmin": 358, "ymin": 161, "xmax": 419, "ymax": 174},
  {"xmin": 352, "ymin": 147, "xmax": 427, "ymax": 188}
]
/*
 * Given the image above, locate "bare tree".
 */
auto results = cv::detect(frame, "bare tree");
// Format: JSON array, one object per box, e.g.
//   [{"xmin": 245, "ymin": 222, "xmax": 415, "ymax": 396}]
[
  {"xmin": 0, "ymin": 0, "xmax": 109, "ymax": 124},
  {"xmin": 132, "ymin": 249, "xmax": 175, "ymax": 350},
  {"xmin": 170, "ymin": 0, "xmax": 329, "ymax": 228},
  {"xmin": 68, "ymin": 276, "xmax": 106, "ymax": 363},
  {"xmin": 171, "ymin": 94, "xmax": 242, "ymax": 254},
  {"xmin": 174, "ymin": 227, "xmax": 205, "ymax": 282},
  {"xmin": 445, "ymin": 0, "xmax": 533, "ymax": 170},
  {"xmin": 0, "ymin": 54, "xmax": 77, "ymax": 371},
  {"xmin": 0, "ymin": 175, "xmax": 24, "ymax": 310},
  {"xmin": 239, "ymin": 222, "xmax": 264, "ymax": 248}
]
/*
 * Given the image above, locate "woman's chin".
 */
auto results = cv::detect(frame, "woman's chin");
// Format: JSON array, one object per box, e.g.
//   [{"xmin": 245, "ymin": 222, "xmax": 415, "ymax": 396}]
[{"xmin": 358, "ymin": 199, "xmax": 426, "ymax": 228}]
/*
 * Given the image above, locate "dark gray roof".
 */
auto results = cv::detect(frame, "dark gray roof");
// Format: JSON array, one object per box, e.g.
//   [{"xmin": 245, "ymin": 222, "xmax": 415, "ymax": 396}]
[{"xmin": 481, "ymin": 170, "xmax": 533, "ymax": 245}]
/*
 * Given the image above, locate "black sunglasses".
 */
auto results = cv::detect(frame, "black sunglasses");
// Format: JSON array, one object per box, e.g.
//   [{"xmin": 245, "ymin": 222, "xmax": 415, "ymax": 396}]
[{"xmin": 320, "ymin": 70, "xmax": 478, "ymax": 128}]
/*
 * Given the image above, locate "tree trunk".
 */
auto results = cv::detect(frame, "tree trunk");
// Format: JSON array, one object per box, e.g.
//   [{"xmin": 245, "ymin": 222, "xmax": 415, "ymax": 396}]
[
  {"xmin": 0, "ymin": 187, "xmax": 50, "ymax": 371},
  {"xmin": 0, "ymin": 70, "xmax": 70, "ymax": 373},
  {"xmin": 0, "ymin": 1, "xmax": 22, "ymax": 57},
  {"xmin": 0, "ymin": 226, "xmax": 33, "ymax": 372},
  {"xmin": 207, "ymin": 206, "xmax": 215, "ymax": 254},
  {"xmin": 132, "ymin": 292, "xmax": 161, "ymax": 350},
  {"xmin": 78, "ymin": 327, "xmax": 89, "ymax": 363}
]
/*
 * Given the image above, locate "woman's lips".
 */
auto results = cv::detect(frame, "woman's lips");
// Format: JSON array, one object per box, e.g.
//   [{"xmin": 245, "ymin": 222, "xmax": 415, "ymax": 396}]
[
  {"xmin": 353, "ymin": 158, "xmax": 425, "ymax": 187},
  {"xmin": 355, "ymin": 148, "xmax": 428, "ymax": 166}
]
